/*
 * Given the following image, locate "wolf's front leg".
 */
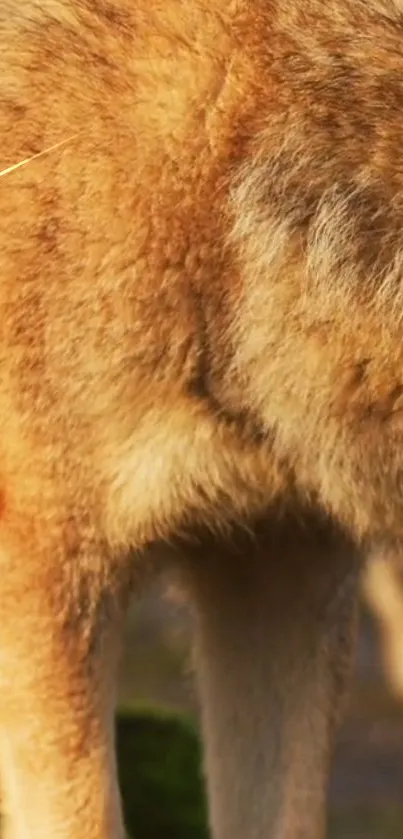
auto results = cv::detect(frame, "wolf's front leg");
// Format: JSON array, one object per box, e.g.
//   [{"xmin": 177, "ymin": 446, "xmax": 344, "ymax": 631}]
[{"xmin": 183, "ymin": 523, "xmax": 360, "ymax": 839}]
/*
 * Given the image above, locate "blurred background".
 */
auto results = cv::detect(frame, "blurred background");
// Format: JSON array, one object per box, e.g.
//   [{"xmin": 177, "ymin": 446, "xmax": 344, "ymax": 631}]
[{"xmin": 117, "ymin": 554, "xmax": 403, "ymax": 839}]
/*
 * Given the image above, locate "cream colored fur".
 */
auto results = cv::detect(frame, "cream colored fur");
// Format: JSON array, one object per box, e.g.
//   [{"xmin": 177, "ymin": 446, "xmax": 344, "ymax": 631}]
[{"xmin": 364, "ymin": 555, "xmax": 403, "ymax": 700}]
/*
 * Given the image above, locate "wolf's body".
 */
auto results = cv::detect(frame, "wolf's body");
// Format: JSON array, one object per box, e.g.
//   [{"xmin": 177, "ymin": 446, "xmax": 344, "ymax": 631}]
[{"xmin": 2, "ymin": 1, "xmax": 403, "ymax": 837}]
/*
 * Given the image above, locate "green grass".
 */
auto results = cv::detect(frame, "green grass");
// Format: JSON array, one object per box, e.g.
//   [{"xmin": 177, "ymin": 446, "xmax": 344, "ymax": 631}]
[{"xmin": 117, "ymin": 705, "xmax": 208, "ymax": 839}]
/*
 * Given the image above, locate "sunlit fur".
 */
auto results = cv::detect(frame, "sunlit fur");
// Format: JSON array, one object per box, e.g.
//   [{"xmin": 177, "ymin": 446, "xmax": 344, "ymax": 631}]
[
  {"xmin": 2, "ymin": 1, "xmax": 403, "ymax": 837},
  {"xmin": 363, "ymin": 553, "xmax": 403, "ymax": 700}
]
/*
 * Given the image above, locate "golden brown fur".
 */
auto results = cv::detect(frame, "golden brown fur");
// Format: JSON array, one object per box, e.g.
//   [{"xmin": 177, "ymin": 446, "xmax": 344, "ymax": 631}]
[
  {"xmin": 364, "ymin": 553, "xmax": 403, "ymax": 700},
  {"xmin": 2, "ymin": 0, "xmax": 403, "ymax": 836}
]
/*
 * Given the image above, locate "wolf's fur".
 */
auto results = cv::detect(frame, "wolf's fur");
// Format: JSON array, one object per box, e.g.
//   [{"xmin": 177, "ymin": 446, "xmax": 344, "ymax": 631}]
[
  {"xmin": 1, "ymin": 1, "xmax": 403, "ymax": 836},
  {"xmin": 364, "ymin": 553, "xmax": 403, "ymax": 700}
]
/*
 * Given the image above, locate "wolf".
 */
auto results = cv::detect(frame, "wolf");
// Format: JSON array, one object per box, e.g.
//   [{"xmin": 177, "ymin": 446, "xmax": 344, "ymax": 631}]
[{"xmin": 2, "ymin": 1, "xmax": 403, "ymax": 836}]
